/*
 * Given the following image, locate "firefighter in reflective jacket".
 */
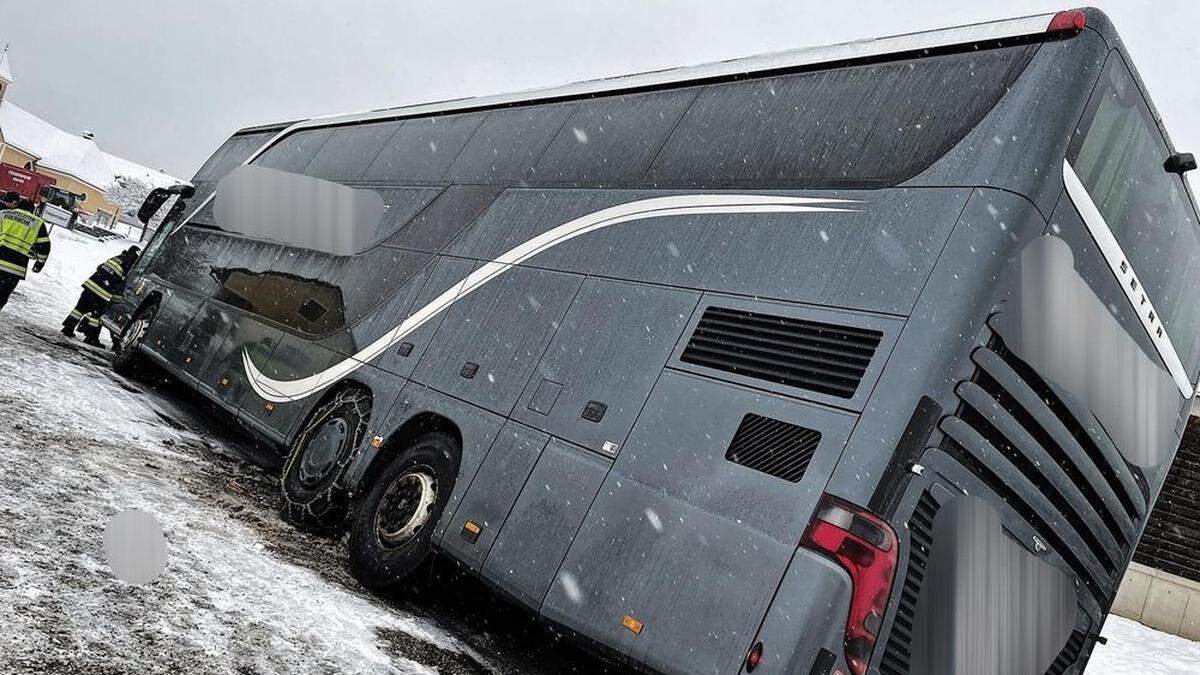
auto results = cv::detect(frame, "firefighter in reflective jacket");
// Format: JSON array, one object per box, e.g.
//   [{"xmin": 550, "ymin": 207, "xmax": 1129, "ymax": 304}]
[
  {"xmin": 0, "ymin": 194, "xmax": 52, "ymax": 313},
  {"xmin": 62, "ymin": 246, "xmax": 140, "ymax": 346}
]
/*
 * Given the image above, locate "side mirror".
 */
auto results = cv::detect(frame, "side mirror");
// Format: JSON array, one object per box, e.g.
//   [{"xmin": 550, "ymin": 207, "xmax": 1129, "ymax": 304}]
[
  {"xmin": 137, "ymin": 188, "xmax": 170, "ymax": 224},
  {"xmin": 1164, "ymin": 152, "xmax": 1197, "ymax": 175}
]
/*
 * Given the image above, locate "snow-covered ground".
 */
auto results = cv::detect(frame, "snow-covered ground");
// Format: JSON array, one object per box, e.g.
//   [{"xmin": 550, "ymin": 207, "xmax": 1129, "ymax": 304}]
[
  {"xmin": 0, "ymin": 229, "xmax": 612, "ymax": 674},
  {"xmin": 1, "ymin": 227, "xmax": 1198, "ymax": 674},
  {"xmin": 1088, "ymin": 615, "xmax": 1200, "ymax": 674}
]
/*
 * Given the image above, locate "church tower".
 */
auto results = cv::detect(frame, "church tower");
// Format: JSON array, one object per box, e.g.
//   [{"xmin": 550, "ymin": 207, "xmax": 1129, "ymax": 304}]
[{"xmin": 0, "ymin": 46, "xmax": 12, "ymax": 103}]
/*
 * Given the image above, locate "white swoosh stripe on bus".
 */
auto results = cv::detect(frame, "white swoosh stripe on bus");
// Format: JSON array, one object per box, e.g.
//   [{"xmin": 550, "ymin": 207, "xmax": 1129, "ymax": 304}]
[{"xmin": 243, "ymin": 193, "xmax": 861, "ymax": 403}]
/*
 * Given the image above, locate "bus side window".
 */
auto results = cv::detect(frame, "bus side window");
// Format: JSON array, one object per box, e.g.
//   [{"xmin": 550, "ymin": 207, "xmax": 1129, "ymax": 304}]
[
  {"xmin": 446, "ymin": 103, "xmax": 575, "ymax": 183},
  {"xmin": 363, "ymin": 113, "xmax": 484, "ymax": 184},
  {"xmin": 304, "ymin": 122, "xmax": 403, "ymax": 183},
  {"xmin": 530, "ymin": 88, "xmax": 697, "ymax": 186},
  {"xmin": 255, "ymin": 127, "xmax": 334, "ymax": 174}
]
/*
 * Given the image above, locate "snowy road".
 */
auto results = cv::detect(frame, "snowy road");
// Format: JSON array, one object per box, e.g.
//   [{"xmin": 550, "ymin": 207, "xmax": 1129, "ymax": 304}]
[
  {"xmin": 0, "ymin": 229, "xmax": 619, "ymax": 674},
  {"xmin": 1, "ymin": 228, "xmax": 1198, "ymax": 674}
]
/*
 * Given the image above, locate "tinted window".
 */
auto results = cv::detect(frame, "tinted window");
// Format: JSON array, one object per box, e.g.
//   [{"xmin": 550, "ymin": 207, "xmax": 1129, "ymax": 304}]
[
  {"xmin": 385, "ymin": 184, "xmax": 504, "ymax": 252},
  {"xmin": 196, "ymin": 131, "xmax": 277, "ymax": 181},
  {"xmin": 319, "ymin": 247, "xmax": 433, "ymax": 328},
  {"xmin": 650, "ymin": 45, "xmax": 1037, "ymax": 187},
  {"xmin": 532, "ymin": 90, "xmax": 696, "ymax": 185},
  {"xmin": 446, "ymin": 103, "xmax": 575, "ymax": 182},
  {"xmin": 187, "ymin": 130, "xmax": 279, "ymax": 224},
  {"xmin": 255, "ymin": 247, "xmax": 338, "ymax": 333},
  {"xmin": 305, "ymin": 122, "xmax": 402, "ymax": 181},
  {"xmin": 1070, "ymin": 55, "xmax": 1200, "ymax": 369},
  {"xmin": 255, "ymin": 128, "xmax": 334, "ymax": 173},
  {"xmin": 211, "ymin": 240, "xmax": 282, "ymax": 310},
  {"xmin": 370, "ymin": 187, "xmax": 445, "ymax": 243},
  {"xmin": 363, "ymin": 113, "xmax": 485, "ymax": 183}
]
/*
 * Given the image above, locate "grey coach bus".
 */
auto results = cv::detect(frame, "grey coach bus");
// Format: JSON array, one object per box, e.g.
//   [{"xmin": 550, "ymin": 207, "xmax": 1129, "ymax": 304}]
[{"xmin": 106, "ymin": 8, "xmax": 1200, "ymax": 675}]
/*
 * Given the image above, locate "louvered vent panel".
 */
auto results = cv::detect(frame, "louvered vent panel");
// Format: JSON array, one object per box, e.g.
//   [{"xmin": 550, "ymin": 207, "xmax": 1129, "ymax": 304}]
[
  {"xmin": 879, "ymin": 491, "xmax": 939, "ymax": 675},
  {"xmin": 725, "ymin": 414, "xmax": 820, "ymax": 483},
  {"xmin": 680, "ymin": 306, "xmax": 882, "ymax": 399}
]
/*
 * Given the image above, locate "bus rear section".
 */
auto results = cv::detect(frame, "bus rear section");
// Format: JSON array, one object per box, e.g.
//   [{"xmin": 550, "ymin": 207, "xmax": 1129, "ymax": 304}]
[{"xmin": 106, "ymin": 9, "xmax": 1198, "ymax": 675}]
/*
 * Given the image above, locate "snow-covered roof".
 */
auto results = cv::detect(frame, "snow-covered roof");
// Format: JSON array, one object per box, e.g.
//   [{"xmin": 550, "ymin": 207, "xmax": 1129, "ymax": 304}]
[
  {"xmin": 0, "ymin": 101, "xmax": 114, "ymax": 190},
  {"xmin": 0, "ymin": 52, "xmax": 12, "ymax": 85},
  {"xmin": 0, "ymin": 100, "xmax": 186, "ymax": 192},
  {"xmin": 101, "ymin": 151, "xmax": 184, "ymax": 190}
]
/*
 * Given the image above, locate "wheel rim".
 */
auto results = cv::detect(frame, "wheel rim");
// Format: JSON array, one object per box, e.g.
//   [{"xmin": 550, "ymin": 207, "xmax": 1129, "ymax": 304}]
[
  {"xmin": 297, "ymin": 418, "xmax": 349, "ymax": 488},
  {"xmin": 121, "ymin": 315, "xmax": 151, "ymax": 353},
  {"xmin": 375, "ymin": 466, "xmax": 438, "ymax": 549}
]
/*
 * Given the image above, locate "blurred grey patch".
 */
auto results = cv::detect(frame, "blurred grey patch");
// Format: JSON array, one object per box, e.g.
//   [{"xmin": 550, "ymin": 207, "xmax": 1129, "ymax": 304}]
[
  {"xmin": 103, "ymin": 509, "xmax": 167, "ymax": 585},
  {"xmin": 911, "ymin": 496, "xmax": 1076, "ymax": 675},
  {"xmin": 1001, "ymin": 236, "xmax": 1178, "ymax": 467},
  {"xmin": 214, "ymin": 165, "xmax": 385, "ymax": 256}
]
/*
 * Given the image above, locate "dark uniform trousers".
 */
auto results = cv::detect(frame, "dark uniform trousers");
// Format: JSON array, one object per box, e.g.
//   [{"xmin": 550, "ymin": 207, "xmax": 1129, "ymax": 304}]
[
  {"xmin": 63, "ymin": 255, "xmax": 128, "ymax": 342},
  {"xmin": 0, "ymin": 274, "xmax": 19, "ymax": 310}
]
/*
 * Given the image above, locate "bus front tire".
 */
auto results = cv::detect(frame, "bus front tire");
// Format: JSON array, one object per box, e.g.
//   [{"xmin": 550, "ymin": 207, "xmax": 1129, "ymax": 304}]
[
  {"xmin": 348, "ymin": 431, "xmax": 458, "ymax": 593},
  {"xmin": 112, "ymin": 303, "xmax": 157, "ymax": 376},
  {"xmin": 280, "ymin": 387, "xmax": 372, "ymax": 532}
]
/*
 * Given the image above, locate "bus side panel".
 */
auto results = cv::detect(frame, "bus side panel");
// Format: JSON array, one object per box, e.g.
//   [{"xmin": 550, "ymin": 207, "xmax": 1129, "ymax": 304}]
[
  {"xmin": 479, "ymin": 438, "xmax": 610, "ymax": 611},
  {"xmin": 510, "ymin": 278, "xmax": 700, "ymax": 456},
  {"xmin": 199, "ymin": 314, "xmax": 284, "ymax": 414},
  {"xmin": 439, "ymin": 420, "xmax": 550, "ymax": 571},
  {"xmin": 740, "ymin": 548, "xmax": 854, "ymax": 675},
  {"xmin": 369, "ymin": 256, "xmax": 476, "ymax": 379},
  {"xmin": 142, "ymin": 289, "xmax": 203, "ymax": 365},
  {"xmin": 237, "ymin": 332, "xmax": 348, "ymax": 440},
  {"xmin": 446, "ymin": 188, "xmax": 966, "ymax": 317},
  {"xmin": 177, "ymin": 300, "xmax": 237, "ymax": 381},
  {"xmin": 542, "ymin": 370, "xmax": 855, "ymax": 675},
  {"xmin": 386, "ymin": 385, "xmax": 506, "ymax": 544},
  {"xmin": 411, "ymin": 266, "xmax": 583, "ymax": 417},
  {"xmin": 825, "ymin": 190, "xmax": 1047, "ymax": 506}
]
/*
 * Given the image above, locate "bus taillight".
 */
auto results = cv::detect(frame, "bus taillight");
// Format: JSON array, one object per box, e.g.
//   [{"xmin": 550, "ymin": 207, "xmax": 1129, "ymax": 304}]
[
  {"xmin": 801, "ymin": 495, "xmax": 899, "ymax": 675},
  {"xmin": 1047, "ymin": 9, "xmax": 1086, "ymax": 33}
]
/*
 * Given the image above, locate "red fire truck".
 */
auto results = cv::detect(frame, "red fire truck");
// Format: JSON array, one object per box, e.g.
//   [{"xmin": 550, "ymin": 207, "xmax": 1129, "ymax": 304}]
[{"xmin": 0, "ymin": 162, "xmax": 56, "ymax": 202}]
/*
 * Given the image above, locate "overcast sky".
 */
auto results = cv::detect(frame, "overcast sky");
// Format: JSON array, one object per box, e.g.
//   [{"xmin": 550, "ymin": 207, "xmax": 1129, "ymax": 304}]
[{"xmin": 3, "ymin": 1, "xmax": 1198, "ymax": 179}]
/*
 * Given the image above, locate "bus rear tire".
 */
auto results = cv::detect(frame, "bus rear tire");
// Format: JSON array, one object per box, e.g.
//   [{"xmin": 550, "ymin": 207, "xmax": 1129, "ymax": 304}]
[
  {"xmin": 112, "ymin": 303, "xmax": 157, "ymax": 377},
  {"xmin": 348, "ymin": 431, "xmax": 458, "ymax": 593},
  {"xmin": 280, "ymin": 387, "xmax": 372, "ymax": 532}
]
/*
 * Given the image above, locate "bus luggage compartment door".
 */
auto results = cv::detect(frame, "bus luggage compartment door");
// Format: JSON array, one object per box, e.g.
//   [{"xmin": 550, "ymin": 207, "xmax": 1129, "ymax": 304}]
[
  {"xmin": 540, "ymin": 370, "xmax": 855, "ymax": 675},
  {"xmin": 479, "ymin": 437, "xmax": 610, "ymax": 611}
]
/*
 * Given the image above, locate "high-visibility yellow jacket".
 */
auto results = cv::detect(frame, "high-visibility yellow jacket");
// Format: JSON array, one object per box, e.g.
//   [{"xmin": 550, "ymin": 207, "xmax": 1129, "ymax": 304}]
[
  {"xmin": 82, "ymin": 255, "xmax": 128, "ymax": 302},
  {"xmin": 0, "ymin": 208, "xmax": 51, "ymax": 279}
]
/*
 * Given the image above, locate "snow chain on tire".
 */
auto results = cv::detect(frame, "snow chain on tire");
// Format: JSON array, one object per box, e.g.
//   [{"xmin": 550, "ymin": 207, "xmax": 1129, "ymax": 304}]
[{"xmin": 280, "ymin": 386, "xmax": 372, "ymax": 530}]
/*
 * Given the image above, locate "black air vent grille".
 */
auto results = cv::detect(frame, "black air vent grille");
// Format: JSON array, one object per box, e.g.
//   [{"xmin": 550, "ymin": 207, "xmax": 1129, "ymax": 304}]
[
  {"xmin": 879, "ymin": 491, "xmax": 939, "ymax": 675},
  {"xmin": 725, "ymin": 414, "xmax": 820, "ymax": 483},
  {"xmin": 1045, "ymin": 629, "xmax": 1086, "ymax": 675},
  {"xmin": 680, "ymin": 306, "xmax": 882, "ymax": 399}
]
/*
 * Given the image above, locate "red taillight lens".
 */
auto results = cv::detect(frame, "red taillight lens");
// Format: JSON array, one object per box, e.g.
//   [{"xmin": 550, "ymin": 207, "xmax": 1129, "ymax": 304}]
[
  {"xmin": 1047, "ymin": 9, "xmax": 1086, "ymax": 33},
  {"xmin": 801, "ymin": 495, "xmax": 898, "ymax": 675},
  {"xmin": 745, "ymin": 641, "xmax": 763, "ymax": 672}
]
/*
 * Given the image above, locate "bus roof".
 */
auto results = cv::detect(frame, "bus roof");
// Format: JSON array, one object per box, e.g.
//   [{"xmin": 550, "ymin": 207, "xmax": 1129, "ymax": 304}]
[{"xmin": 269, "ymin": 9, "xmax": 1083, "ymax": 137}]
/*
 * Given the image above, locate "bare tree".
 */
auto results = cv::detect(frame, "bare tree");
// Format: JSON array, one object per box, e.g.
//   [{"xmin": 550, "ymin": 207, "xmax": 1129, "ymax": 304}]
[{"xmin": 106, "ymin": 176, "xmax": 169, "ymax": 235}]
